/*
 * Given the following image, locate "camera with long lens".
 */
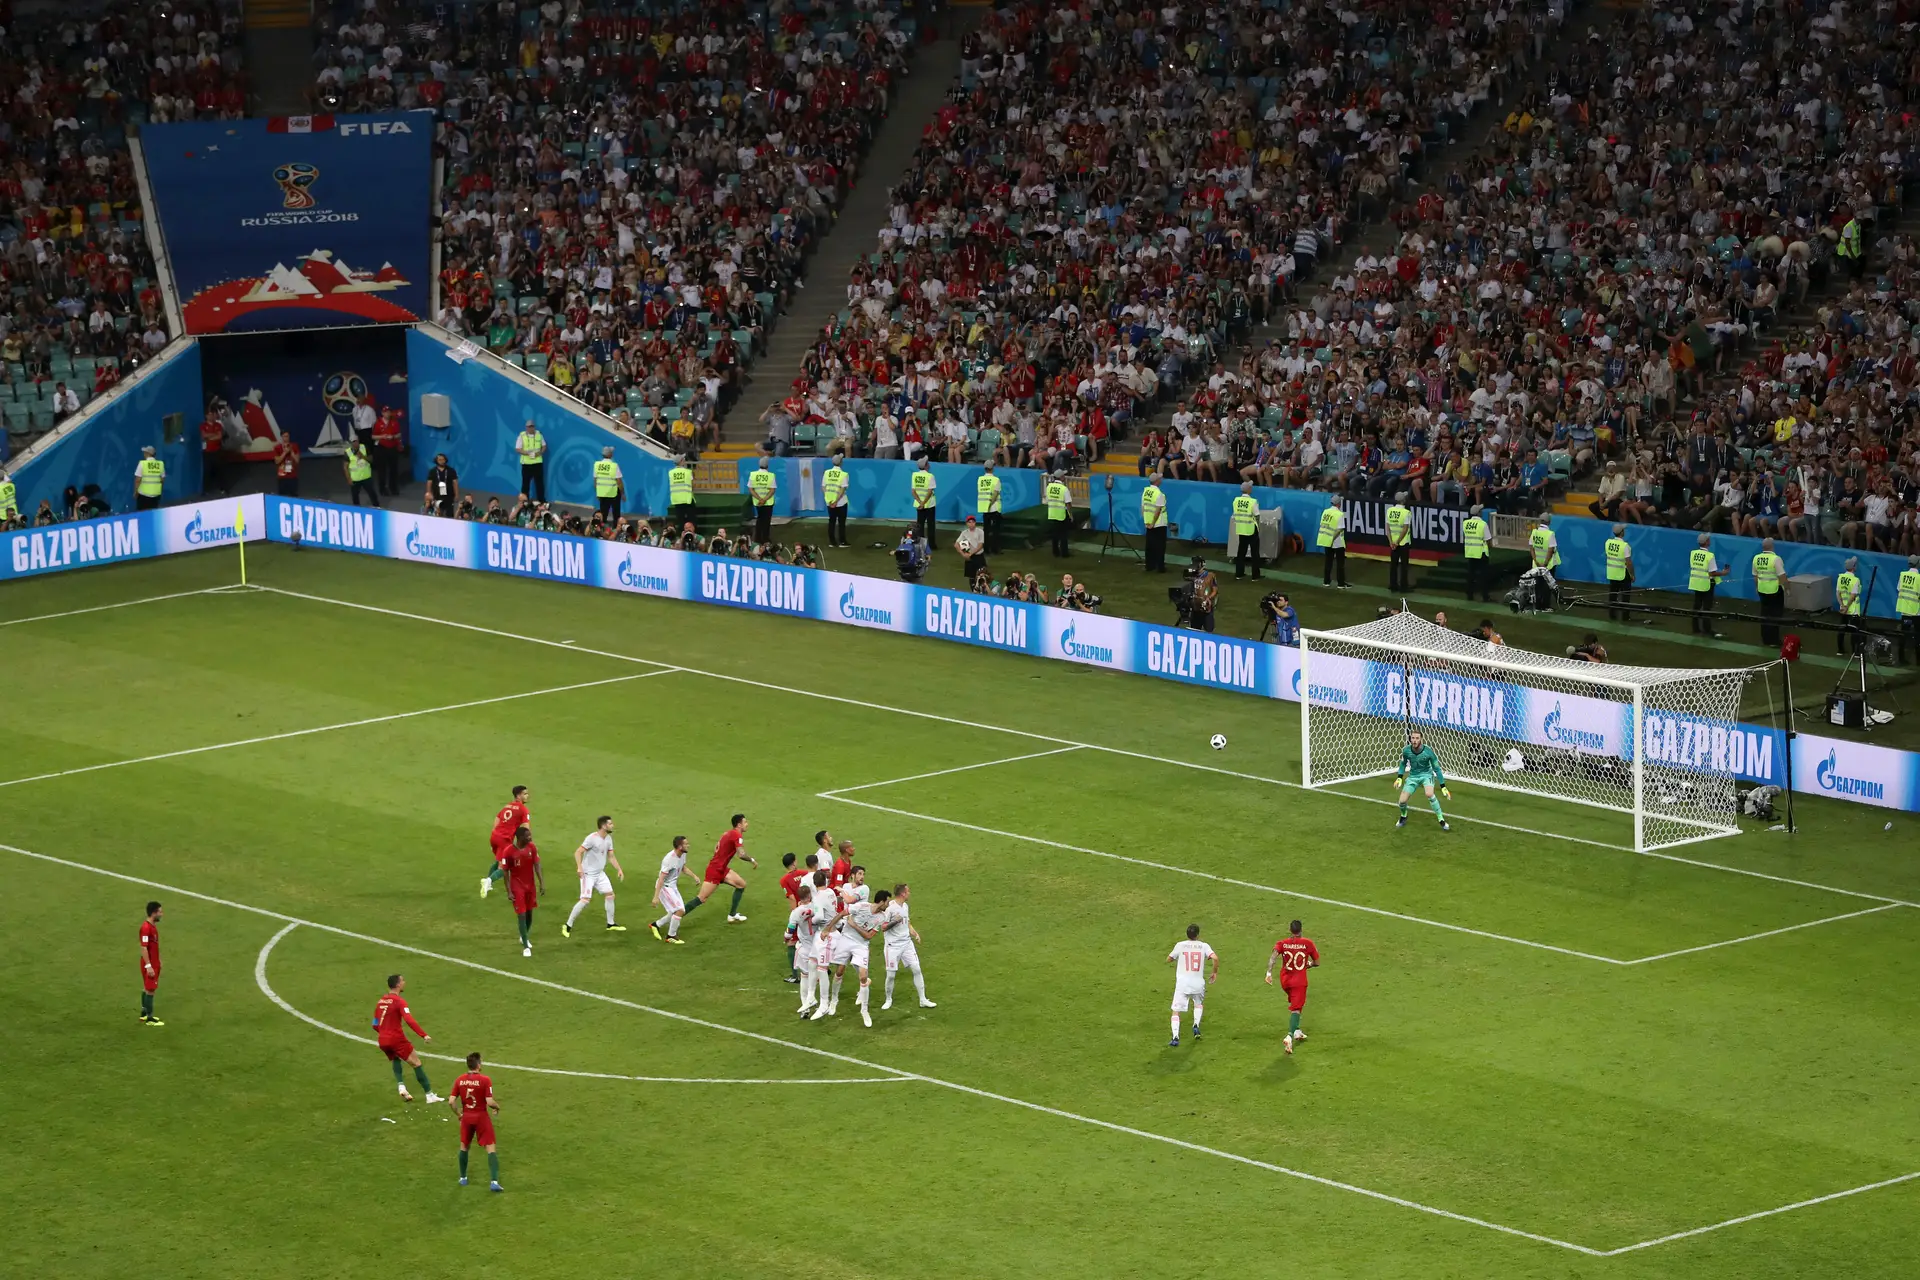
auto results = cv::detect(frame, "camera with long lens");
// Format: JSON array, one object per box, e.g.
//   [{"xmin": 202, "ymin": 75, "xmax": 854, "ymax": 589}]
[{"xmin": 1506, "ymin": 566, "xmax": 1558, "ymax": 614}]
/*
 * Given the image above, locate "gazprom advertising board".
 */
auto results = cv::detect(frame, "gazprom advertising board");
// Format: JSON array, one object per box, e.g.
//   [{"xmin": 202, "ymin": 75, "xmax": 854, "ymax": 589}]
[
  {"xmin": 141, "ymin": 114, "xmax": 431, "ymax": 334},
  {"xmin": 10, "ymin": 495, "xmax": 1919, "ymax": 813}
]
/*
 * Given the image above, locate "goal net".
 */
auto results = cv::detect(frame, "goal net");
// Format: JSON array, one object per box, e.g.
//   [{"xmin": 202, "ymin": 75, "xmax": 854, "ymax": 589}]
[{"xmin": 1299, "ymin": 613, "xmax": 1766, "ymax": 852}]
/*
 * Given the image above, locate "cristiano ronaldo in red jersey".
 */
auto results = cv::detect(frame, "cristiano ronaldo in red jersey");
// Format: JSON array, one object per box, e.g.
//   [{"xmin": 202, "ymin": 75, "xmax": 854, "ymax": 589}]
[
  {"xmin": 373, "ymin": 974, "xmax": 439, "ymax": 1101},
  {"xmin": 687, "ymin": 813, "xmax": 756, "ymax": 924},
  {"xmin": 1264, "ymin": 920, "xmax": 1321, "ymax": 1054},
  {"xmin": 480, "ymin": 785, "xmax": 532, "ymax": 898},
  {"xmin": 449, "ymin": 1052, "xmax": 503, "ymax": 1192}
]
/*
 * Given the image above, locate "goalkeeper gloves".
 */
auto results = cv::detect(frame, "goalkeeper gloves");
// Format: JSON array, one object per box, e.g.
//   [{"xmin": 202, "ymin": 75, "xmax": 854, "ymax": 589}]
[{"xmin": 1441, "ymin": 787, "xmax": 1452, "ymax": 799}]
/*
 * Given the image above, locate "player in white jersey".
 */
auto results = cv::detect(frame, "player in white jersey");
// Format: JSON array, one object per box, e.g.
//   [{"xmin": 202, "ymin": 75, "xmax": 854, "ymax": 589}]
[
  {"xmin": 785, "ymin": 883, "xmax": 822, "ymax": 1015},
  {"xmin": 875, "ymin": 884, "xmax": 934, "ymax": 1010},
  {"xmin": 824, "ymin": 867, "xmax": 879, "ymax": 1025},
  {"xmin": 563, "ymin": 816, "xmax": 626, "ymax": 938},
  {"xmin": 804, "ymin": 870, "xmax": 838, "ymax": 1020},
  {"xmin": 649, "ymin": 836, "xmax": 692, "ymax": 943},
  {"xmin": 1166, "ymin": 923, "xmax": 1218, "ymax": 1047}
]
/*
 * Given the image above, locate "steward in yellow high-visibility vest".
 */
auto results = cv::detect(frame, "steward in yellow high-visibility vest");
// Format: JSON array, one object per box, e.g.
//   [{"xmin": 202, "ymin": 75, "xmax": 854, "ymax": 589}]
[
  {"xmin": 1835, "ymin": 556, "xmax": 1865, "ymax": 657},
  {"xmin": 592, "ymin": 447, "xmax": 624, "ymax": 523},
  {"xmin": 668, "ymin": 456, "xmax": 696, "ymax": 532},
  {"xmin": 1753, "ymin": 537, "xmax": 1786, "ymax": 648},
  {"xmin": 911, "ymin": 457, "xmax": 938, "ymax": 544},
  {"xmin": 748, "ymin": 457, "xmax": 777, "ymax": 543},
  {"xmin": 1687, "ymin": 534, "xmax": 1727, "ymax": 637},
  {"xmin": 0, "ymin": 469, "xmax": 17, "ymax": 523},
  {"xmin": 345, "ymin": 441, "xmax": 378, "ymax": 508},
  {"xmin": 134, "ymin": 447, "xmax": 166, "ymax": 511},
  {"xmin": 1044, "ymin": 476, "xmax": 1072, "ymax": 558},
  {"xmin": 1461, "ymin": 508, "xmax": 1490, "ymax": 602},
  {"xmin": 1317, "ymin": 503, "xmax": 1347, "ymax": 588},
  {"xmin": 1384, "ymin": 494, "xmax": 1413, "ymax": 591},
  {"xmin": 976, "ymin": 460, "xmax": 1003, "ymax": 554},
  {"xmin": 1604, "ymin": 524, "xmax": 1633, "ymax": 620},
  {"xmin": 1897, "ymin": 556, "xmax": 1920, "ymax": 664},
  {"xmin": 821, "ymin": 455, "xmax": 849, "ymax": 548},
  {"xmin": 1231, "ymin": 483, "xmax": 1262, "ymax": 580},
  {"xmin": 1141, "ymin": 476, "xmax": 1169, "ymax": 572},
  {"xmin": 515, "ymin": 421, "xmax": 548, "ymax": 502}
]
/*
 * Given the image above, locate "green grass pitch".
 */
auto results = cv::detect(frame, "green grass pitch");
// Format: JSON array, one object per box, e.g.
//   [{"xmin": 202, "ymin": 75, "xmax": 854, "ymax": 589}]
[{"xmin": 4, "ymin": 546, "xmax": 1916, "ymax": 1279}]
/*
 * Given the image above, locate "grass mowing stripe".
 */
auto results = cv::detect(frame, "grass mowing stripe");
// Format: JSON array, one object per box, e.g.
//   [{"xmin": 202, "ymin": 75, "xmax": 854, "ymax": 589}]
[
  {"xmin": 0, "ymin": 669, "xmax": 676, "ymax": 790},
  {"xmin": 253, "ymin": 924, "xmax": 903, "ymax": 1086},
  {"xmin": 5, "ymin": 840, "xmax": 1598, "ymax": 1256},
  {"xmin": 262, "ymin": 584, "xmax": 1919, "ymax": 907}
]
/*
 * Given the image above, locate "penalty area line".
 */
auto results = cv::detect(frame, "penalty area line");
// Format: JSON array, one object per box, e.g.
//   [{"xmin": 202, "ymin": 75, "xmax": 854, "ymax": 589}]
[
  {"xmin": 253, "ymin": 923, "xmax": 901, "ymax": 1086},
  {"xmin": 9, "ymin": 841, "xmax": 1592, "ymax": 1256},
  {"xmin": 1619, "ymin": 903, "xmax": 1908, "ymax": 965},
  {"xmin": 0, "ymin": 584, "xmax": 250, "ymax": 629}
]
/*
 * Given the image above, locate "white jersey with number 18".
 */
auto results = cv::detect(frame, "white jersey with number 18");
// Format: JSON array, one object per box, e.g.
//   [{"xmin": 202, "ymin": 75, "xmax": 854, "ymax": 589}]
[{"xmin": 1169, "ymin": 939, "xmax": 1215, "ymax": 995}]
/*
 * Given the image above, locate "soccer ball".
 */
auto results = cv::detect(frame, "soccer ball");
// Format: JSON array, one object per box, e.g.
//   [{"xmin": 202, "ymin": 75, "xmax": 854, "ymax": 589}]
[{"xmin": 1209, "ymin": 734, "xmax": 1227, "ymax": 751}]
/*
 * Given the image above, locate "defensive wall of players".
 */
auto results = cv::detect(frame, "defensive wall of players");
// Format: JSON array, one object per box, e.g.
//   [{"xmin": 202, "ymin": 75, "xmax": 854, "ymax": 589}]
[{"xmin": 7, "ymin": 494, "xmax": 1919, "ymax": 815}]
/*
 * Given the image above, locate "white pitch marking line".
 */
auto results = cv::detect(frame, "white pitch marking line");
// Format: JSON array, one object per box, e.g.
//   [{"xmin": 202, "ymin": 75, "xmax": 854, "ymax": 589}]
[
  {"xmin": 822, "ymin": 746, "xmax": 1086, "ymax": 794},
  {"xmin": 822, "ymin": 793, "xmax": 1628, "ymax": 965},
  {"xmin": 1599, "ymin": 1170, "xmax": 1920, "ymax": 1256},
  {"xmin": 0, "ymin": 669, "xmax": 676, "ymax": 790},
  {"xmin": 9, "ymin": 841, "xmax": 1592, "ymax": 1256},
  {"xmin": 258, "ymin": 585, "xmax": 1919, "ymax": 908},
  {"xmin": 254, "ymin": 924, "xmax": 901, "ymax": 1085},
  {"xmin": 1618, "ymin": 904, "xmax": 1907, "ymax": 965},
  {"xmin": 0, "ymin": 584, "xmax": 240, "ymax": 628}
]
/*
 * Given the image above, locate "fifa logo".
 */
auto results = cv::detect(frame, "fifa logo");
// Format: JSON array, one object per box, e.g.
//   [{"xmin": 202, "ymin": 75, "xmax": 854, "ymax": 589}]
[{"xmin": 272, "ymin": 161, "xmax": 319, "ymax": 209}]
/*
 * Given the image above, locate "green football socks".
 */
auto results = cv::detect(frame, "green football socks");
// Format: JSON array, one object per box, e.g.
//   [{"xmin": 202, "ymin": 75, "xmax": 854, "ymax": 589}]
[
  {"xmin": 390, "ymin": 1059, "xmax": 404, "ymax": 1084},
  {"xmin": 1430, "ymin": 798, "xmax": 1446, "ymax": 821},
  {"xmin": 730, "ymin": 887, "xmax": 746, "ymax": 915},
  {"xmin": 140, "ymin": 991, "xmax": 154, "ymax": 1019},
  {"xmin": 414, "ymin": 1065, "xmax": 432, "ymax": 1092},
  {"xmin": 487, "ymin": 1151, "xmax": 500, "ymax": 1181},
  {"xmin": 1289, "ymin": 1012, "xmax": 1301, "ymax": 1035},
  {"xmin": 458, "ymin": 1148, "xmax": 470, "ymax": 1177},
  {"xmin": 1397, "ymin": 802, "xmax": 1409, "ymax": 817}
]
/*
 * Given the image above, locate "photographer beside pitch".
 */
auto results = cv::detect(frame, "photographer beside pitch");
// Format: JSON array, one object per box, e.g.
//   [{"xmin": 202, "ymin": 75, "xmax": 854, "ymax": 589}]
[{"xmin": 1170, "ymin": 555, "xmax": 1218, "ymax": 631}]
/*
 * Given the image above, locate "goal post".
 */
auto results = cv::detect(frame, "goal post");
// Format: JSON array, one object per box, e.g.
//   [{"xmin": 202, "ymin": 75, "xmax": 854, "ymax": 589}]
[{"xmin": 1298, "ymin": 613, "xmax": 1769, "ymax": 852}]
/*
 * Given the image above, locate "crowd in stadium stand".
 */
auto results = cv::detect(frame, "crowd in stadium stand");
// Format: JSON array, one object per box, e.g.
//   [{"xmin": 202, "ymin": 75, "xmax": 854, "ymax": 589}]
[
  {"xmin": 753, "ymin": 0, "xmax": 1549, "ymax": 472},
  {"xmin": 0, "ymin": 5, "xmax": 235, "ymax": 447},
  {"xmin": 315, "ymin": 0, "xmax": 917, "ymax": 451}
]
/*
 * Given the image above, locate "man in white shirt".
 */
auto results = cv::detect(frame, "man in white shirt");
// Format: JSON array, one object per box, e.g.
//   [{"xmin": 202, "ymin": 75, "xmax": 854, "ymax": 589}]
[
  {"xmin": 804, "ymin": 870, "xmax": 838, "ymax": 1017},
  {"xmin": 786, "ymin": 883, "xmax": 822, "ymax": 1015},
  {"xmin": 649, "ymin": 836, "xmax": 692, "ymax": 943},
  {"xmin": 564, "ymin": 816, "xmax": 626, "ymax": 937},
  {"xmin": 877, "ymin": 884, "xmax": 933, "ymax": 1011},
  {"xmin": 825, "ymin": 868, "xmax": 879, "ymax": 1025},
  {"xmin": 1166, "ymin": 922, "xmax": 1219, "ymax": 1047}
]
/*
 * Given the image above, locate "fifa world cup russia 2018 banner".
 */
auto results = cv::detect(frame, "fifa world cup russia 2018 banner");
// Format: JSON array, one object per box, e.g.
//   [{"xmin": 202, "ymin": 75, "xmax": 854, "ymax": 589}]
[
  {"xmin": 141, "ymin": 114, "xmax": 431, "ymax": 334},
  {"xmin": 11, "ymin": 495, "xmax": 1920, "ymax": 813}
]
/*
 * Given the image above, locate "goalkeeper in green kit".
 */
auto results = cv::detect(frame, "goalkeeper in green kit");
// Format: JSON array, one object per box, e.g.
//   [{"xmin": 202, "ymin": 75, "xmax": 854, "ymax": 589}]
[{"xmin": 1394, "ymin": 730, "xmax": 1451, "ymax": 831}]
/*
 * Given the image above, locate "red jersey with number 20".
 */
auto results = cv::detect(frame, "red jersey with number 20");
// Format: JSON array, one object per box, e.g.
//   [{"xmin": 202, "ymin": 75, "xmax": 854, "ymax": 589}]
[
  {"xmin": 706, "ymin": 829, "xmax": 744, "ymax": 881},
  {"xmin": 452, "ymin": 1071, "xmax": 493, "ymax": 1116},
  {"xmin": 1274, "ymin": 936, "xmax": 1320, "ymax": 985}
]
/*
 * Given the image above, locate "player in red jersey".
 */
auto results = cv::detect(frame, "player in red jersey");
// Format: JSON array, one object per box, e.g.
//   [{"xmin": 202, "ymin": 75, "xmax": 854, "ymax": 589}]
[
  {"xmin": 449, "ymin": 1051, "xmax": 503, "ymax": 1192},
  {"xmin": 777, "ymin": 851, "xmax": 808, "ymax": 983},
  {"xmin": 139, "ymin": 901, "xmax": 164, "ymax": 1026},
  {"xmin": 501, "ymin": 826, "xmax": 545, "ymax": 956},
  {"xmin": 373, "ymin": 974, "xmax": 441, "ymax": 1101},
  {"xmin": 830, "ymin": 839, "xmax": 856, "ymax": 889},
  {"xmin": 1264, "ymin": 919, "xmax": 1321, "ymax": 1055},
  {"xmin": 687, "ymin": 813, "xmax": 757, "ymax": 923},
  {"xmin": 480, "ymin": 785, "xmax": 532, "ymax": 898}
]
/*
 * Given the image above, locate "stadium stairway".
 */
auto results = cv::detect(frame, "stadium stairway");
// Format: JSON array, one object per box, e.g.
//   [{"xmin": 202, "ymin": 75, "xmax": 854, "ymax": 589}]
[{"xmin": 715, "ymin": 21, "xmax": 971, "ymax": 451}]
